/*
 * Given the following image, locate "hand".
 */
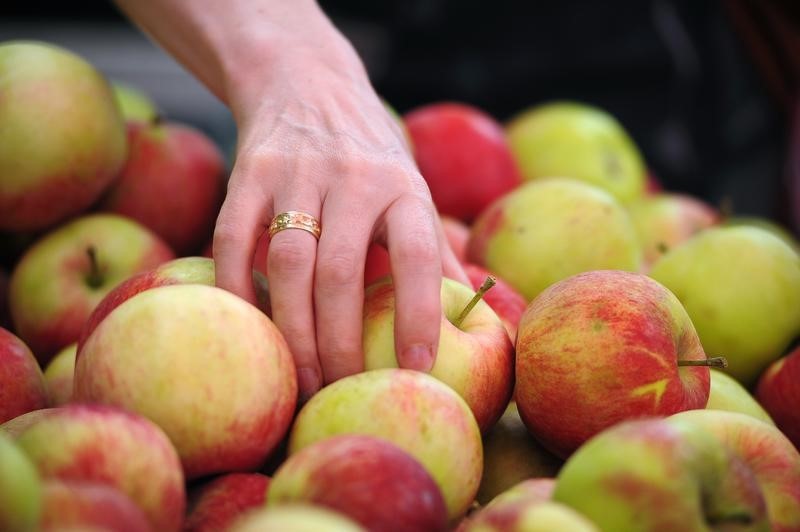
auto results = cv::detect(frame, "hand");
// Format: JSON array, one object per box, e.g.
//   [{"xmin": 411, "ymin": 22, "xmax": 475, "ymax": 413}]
[{"xmin": 212, "ymin": 32, "xmax": 466, "ymax": 401}]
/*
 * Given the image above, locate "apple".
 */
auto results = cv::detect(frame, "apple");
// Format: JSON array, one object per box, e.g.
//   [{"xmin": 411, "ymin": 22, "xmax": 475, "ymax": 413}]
[
  {"xmin": 0, "ymin": 432, "xmax": 42, "ymax": 532},
  {"xmin": 441, "ymin": 216, "xmax": 470, "ymax": 263},
  {"xmin": 185, "ymin": 473, "xmax": 270, "ymax": 532},
  {"xmin": 489, "ymin": 478, "xmax": 557, "ymax": 505},
  {"xmin": 364, "ymin": 243, "xmax": 391, "ymax": 286},
  {"xmin": 0, "ymin": 327, "xmax": 48, "ymax": 424},
  {"xmin": 15, "ymin": 403, "xmax": 185, "ymax": 531},
  {"xmin": 0, "ymin": 41, "xmax": 127, "ymax": 232},
  {"xmin": 467, "ymin": 178, "xmax": 642, "ymax": 301},
  {"xmin": 8, "ymin": 213, "xmax": 175, "ymax": 364},
  {"xmin": 515, "ymin": 270, "xmax": 712, "ymax": 458},
  {"xmin": 627, "ymin": 192, "xmax": 719, "ymax": 269},
  {"xmin": 111, "ymin": 81, "xmax": 158, "ymax": 123},
  {"xmin": 74, "ymin": 284, "xmax": 297, "ymax": 479},
  {"xmin": 757, "ymin": 346, "xmax": 800, "ymax": 450},
  {"xmin": 0, "ymin": 408, "xmax": 58, "ymax": 439},
  {"xmin": 669, "ymin": 409, "xmax": 800, "ymax": 531},
  {"xmin": 98, "ymin": 121, "xmax": 225, "ymax": 255},
  {"xmin": 41, "ymin": 479, "xmax": 151, "ymax": 532},
  {"xmin": 645, "ymin": 171, "xmax": 663, "ymax": 194},
  {"xmin": 553, "ymin": 417, "xmax": 770, "ymax": 531},
  {"xmin": 649, "ymin": 226, "xmax": 800, "ymax": 385},
  {"xmin": 463, "ymin": 263, "xmax": 527, "ymax": 341},
  {"xmin": 0, "ymin": 269, "xmax": 11, "ymax": 330},
  {"xmin": 203, "ymin": 231, "xmax": 270, "ymax": 278},
  {"xmin": 363, "ymin": 277, "xmax": 513, "ymax": 433},
  {"xmin": 269, "ymin": 434, "xmax": 448, "ymax": 532},
  {"xmin": 477, "ymin": 402, "xmax": 562, "ymax": 505},
  {"xmin": 230, "ymin": 505, "xmax": 365, "ymax": 532},
  {"xmin": 288, "ymin": 368, "xmax": 483, "ymax": 522},
  {"xmin": 43, "ymin": 343, "xmax": 76, "ymax": 407},
  {"xmin": 722, "ymin": 216, "xmax": 800, "ymax": 255},
  {"xmin": 506, "ymin": 101, "xmax": 646, "ymax": 204},
  {"xmin": 707, "ymin": 368, "xmax": 774, "ymax": 425},
  {"xmin": 464, "ymin": 489, "xmax": 597, "ymax": 532},
  {"xmin": 76, "ymin": 256, "xmax": 270, "ymax": 355},
  {"xmin": 404, "ymin": 102, "xmax": 522, "ymax": 222}
]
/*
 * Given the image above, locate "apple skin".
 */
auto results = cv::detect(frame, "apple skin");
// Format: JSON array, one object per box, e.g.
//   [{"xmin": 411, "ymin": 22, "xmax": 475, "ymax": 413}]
[
  {"xmin": 363, "ymin": 277, "xmax": 513, "ymax": 433},
  {"xmin": 98, "ymin": 121, "xmax": 225, "ymax": 255},
  {"xmin": 184, "ymin": 473, "xmax": 270, "ymax": 532},
  {"xmin": 269, "ymin": 434, "xmax": 448, "ymax": 532},
  {"xmin": 477, "ymin": 402, "xmax": 562, "ymax": 505},
  {"xmin": 230, "ymin": 505, "xmax": 366, "ymax": 532},
  {"xmin": 0, "ymin": 327, "xmax": 48, "ymax": 424},
  {"xmin": 506, "ymin": 101, "xmax": 645, "ymax": 204},
  {"xmin": 553, "ymin": 417, "xmax": 770, "ymax": 532},
  {"xmin": 404, "ymin": 102, "xmax": 522, "ymax": 222},
  {"xmin": 74, "ymin": 284, "xmax": 297, "ymax": 479},
  {"xmin": 42, "ymin": 343, "xmax": 76, "ymax": 407},
  {"xmin": 467, "ymin": 178, "xmax": 642, "ymax": 301},
  {"xmin": 0, "ymin": 41, "xmax": 127, "ymax": 232},
  {"xmin": 111, "ymin": 82, "xmax": 158, "ymax": 123},
  {"xmin": 627, "ymin": 192, "xmax": 719, "ymax": 269},
  {"xmin": 464, "ymin": 498, "xmax": 596, "ymax": 532},
  {"xmin": 0, "ymin": 408, "xmax": 59, "ymax": 439},
  {"xmin": 515, "ymin": 270, "xmax": 710, "ymax": 458},
  {"xmin": 288, "ymin": 368, "xmax": 483, "ymax": 522},
  {"xmin": 463, "ymin": 263, "xmax": 527, "ymax": 341},
  {"xmin": 441, "ymin": 216, "xmax": 470, "ymax": 263},
  {"xmin": 708, "ymin": 368, "xmax": 774, "ymax": 425},
  {"xmin": 649, "ymin": 226, "xmax": 800, "ymax": 385},
  {"xmin": 668, "ymin": 409, "xmax": 800, "ymax": 531},
  {"xmin": 41, "ymin": 479, "xmax": 151, "ymax": 532},
  {"xmin": 15, "ymin": 403, "xmax": 185, "ymax": 532},
  {"xmin": 0, "ymin": 269, "xmax": 11, "ymax": 330},
  {"xmin": 722, "ymin": 216, "xmax": 800, "ymax": 255},
  {"xmin": 0, "ymin": 432, "xmax": 42, "ymax": 532},
  {"xmin": 364, "ymin": 243, "xmax": 391, "ymax": 286},
  {"xmin": 757, "ymin": 346, "xmax": 800, "ymax": 450},
  {"xmin": 9, "ymin": 213, "xmax": 175, "ymax": 364},
  {"xmin": 76, "ymin": 256, "xmax": 270, "ymax": 355}
]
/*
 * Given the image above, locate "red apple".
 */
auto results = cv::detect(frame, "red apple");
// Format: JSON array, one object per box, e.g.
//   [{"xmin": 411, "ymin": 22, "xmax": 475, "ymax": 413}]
[
  {"xmin": 757, "ymin": 345, "xmax": 800, "ymax": 450},
  {"xmin": 404, "ymin": 102, "xmax": 522, "ymax": 222},
  {"xmin": 0, "ymin": 327, "xmax": 48, "ymax": 424},
  {"xmin": 185, "ymin": 473, "xmax": 270, "ymax": 532},
  {"xmin": 9, "ymin": 214, "xmax": 174, "ymax": 364},
  {"xmin": 41, "ymin": 479, "xmax": 151, "ymax": 532},
  {"xmin": 269, "ymin": 434, "xmax": 448, "ymax": 532},
  {"xmin": 43, "ymin": 343, "xmax": 76, "ymax": 407},
  {"xmin": 0, "ymin": 41, "xmax": 127, "ymax": 232},
  {"xmin": 441, "ymin": 216, "xmax": 470, "ymax": 263},
  {"xmin": 98, "ymin": 121, "xmax": 225, "ymax": 255},
  {"xmin": 463, "ymin": 263, "xmax": 526, "ymax": 341},
  {"xmin": 364, "ymin": 243, "xmax": 391, "ymax": 286},
  {"xmin": 16, "ymin": 404, "xmax": 185, "ymax": 531},
  {"xmin": 516, "ymin": 270, "xmax": 711, "ymax": 458},
  {"xmin": 75, "ymin": 284, "xmax": 297, "ymax": 479}
]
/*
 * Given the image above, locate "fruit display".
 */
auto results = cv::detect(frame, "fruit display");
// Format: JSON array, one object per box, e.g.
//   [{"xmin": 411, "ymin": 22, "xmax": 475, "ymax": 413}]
[{"xmin": 1, "ymin": 38, "xmax": 799, "ymax": 532}]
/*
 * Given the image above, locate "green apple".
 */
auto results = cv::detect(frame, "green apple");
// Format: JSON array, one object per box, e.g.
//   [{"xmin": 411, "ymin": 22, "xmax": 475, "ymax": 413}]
[
  {"xmin": 669, "ymin": 409, "xmax": 800, "ymax": 531},
  {"xmin": 0, "ymin": 432, "xmax": 41, "ymax": 531},
  {"xmin": 553, "ymin": 417, "xmax": 770, "ymax": 531},
  {"xmin": 723, "ymin": 216, "xmax": 800, "ymax": 255},
  {"xmin": 707, "ymin": 369, "xmax": 773, "ymax": 425},
  {"xmin": 363, "ymin": 277, "xmax": 514, "ymax": 433},
  {"xmin": 288, "ymin": 368, "xmax": 483, "ymax": 522},
  {"xmin": 0, "ymin": 408, "xmax": 58, "ymax": 439},
  {"xmin": 111, "ymin": 82, "xmax": 158, "ymax": 123},
  {"xmin": 649, "ymin": 226, "xmax": 800, "ymax": 385},
  {"xmin": 467, "ymin": 178, "xmax": 642, "ymax": 301},
  {"xmin": 42, "ymin": 343, "xmax": 76, "ymax": 407},
  {"xmin": 0, "ymin": 41, "xmax": 127, "ymax": 232},
  {"xmin": 464, "ymin": 500, "xmax": 597, "ymax": 532},
  {"xmin": 506, "ymin": 101, "xmax": 646, "ymax": 204},
  {"xmin": 230, "ymin": 505, "xmax": 365, "ymax": 532}
]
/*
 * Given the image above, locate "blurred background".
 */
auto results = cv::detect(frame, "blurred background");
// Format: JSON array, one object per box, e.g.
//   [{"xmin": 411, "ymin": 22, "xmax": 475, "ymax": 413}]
[{"xmin": 2, "ymin": 0, "xmax": 798, "ymax": 232}]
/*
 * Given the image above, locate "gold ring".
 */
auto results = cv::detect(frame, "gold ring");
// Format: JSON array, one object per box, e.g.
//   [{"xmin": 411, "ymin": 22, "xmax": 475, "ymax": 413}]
[{"xmin": 268, "ymin": 211, "xmax": 322, "ymax": 240}]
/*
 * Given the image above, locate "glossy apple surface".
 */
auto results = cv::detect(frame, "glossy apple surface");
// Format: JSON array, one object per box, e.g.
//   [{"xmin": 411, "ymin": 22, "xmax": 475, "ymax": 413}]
[
  {"xmin": 757, "ymin": 346, "xmax": 800, "ymax": 450},
  {"xmin": 0, "ymin": 327, "xmax": 48, "ymax": 424}
]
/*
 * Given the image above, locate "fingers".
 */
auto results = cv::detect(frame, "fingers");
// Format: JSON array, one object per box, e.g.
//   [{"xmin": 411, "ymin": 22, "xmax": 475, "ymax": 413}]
[
  {"xmin": 267, "ymin": 193, "xmax": 323, "ymax": 403},
  {"xmin": 313, "ymin": 197, "xmax": 372, "ymax": 384},
  {"xmin": 385, "ymin": 196, "xmax": 443, "ymax": 372}
]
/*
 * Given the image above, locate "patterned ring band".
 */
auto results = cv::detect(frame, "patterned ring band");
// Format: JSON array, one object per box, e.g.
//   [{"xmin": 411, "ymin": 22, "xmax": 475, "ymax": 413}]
[{"xmin": 268, "ymin": 211, "xmax": 322, "ymax": 241}]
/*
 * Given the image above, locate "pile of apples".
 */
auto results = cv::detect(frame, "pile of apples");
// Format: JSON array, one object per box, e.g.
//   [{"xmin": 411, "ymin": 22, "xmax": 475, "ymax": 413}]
[{"xmin": 1, "ymin": 39, "xmax": 799, "ymax": 532}]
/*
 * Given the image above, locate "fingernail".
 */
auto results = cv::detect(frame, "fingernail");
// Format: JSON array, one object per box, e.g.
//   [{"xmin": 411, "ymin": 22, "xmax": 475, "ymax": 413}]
[
  {"xmin": 297, "ymin": 367, "xmax": 321, "ymax": 403},
  {"xmin": 400, "ymin": 344, "xmax": 435, "ymax": 372}
]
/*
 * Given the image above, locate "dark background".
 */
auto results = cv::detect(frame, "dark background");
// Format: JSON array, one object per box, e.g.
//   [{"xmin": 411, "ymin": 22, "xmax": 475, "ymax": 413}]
[{"xmin": 2, "ymin": 0, "xmax": 797, "ymax": 230}]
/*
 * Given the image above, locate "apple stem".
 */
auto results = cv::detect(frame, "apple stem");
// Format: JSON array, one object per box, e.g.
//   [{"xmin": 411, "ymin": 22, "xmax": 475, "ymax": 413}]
[
  {"xmin": 678, "ymin": 356, "xmax": 728, "ymax": 369},
  {"xmin": 86, "ymin": 246, "xmax": 103, "ymax": 289},
  {"xmin": 453, "ymin": 276, "xmax": 496, "ymax": 329}
]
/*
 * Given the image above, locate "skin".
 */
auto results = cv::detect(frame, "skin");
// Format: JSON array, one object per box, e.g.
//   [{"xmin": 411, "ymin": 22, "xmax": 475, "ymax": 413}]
[
  {"xmin": 0, "ymin": 433, "xmax": 42, "ymax": 532},
  {"xmin": 707, "ymin": 368, "xmax": 774, "ymax": 425},
  {"xmin": 41, "ymin": 480, "xmax": 152, "ymax": 532},
  {"xmin": 114, "ymin": 0, "xmax": 467, "ymax": 402},
  {"xmin": 43, "ymin": 343, "xmax": 77, "ymax": 407},
  {"xmin": 269, "ymin": 435, "xmax": 448, "ymax": 532},
  {"xmin": 74, "ymin": 284, "xmax": 297, "ymax": 479},
  {"xmin": 230, "ymin": 505, "xmax": 365, "ymax": 532},
  {"xmin": 288, "ymin": 368, "xmax": 483, "ymax": 521},
  {"xmin": 362, "ymin": 277, "xmax": 514, "ymax": 433},
  {"xmin": 757, "ymin": 346, "xmax": 800, "ymax": 450},
  {"xmin": 15, "ymin": 404, "xmax": 185, "ymax": 532},
  {"xmin": 0, "ymin": 327, "xmax": 48, "ymax": 424},
  {"xmin": 185, "ymin": 473, "xmax": 270, "ymax": 532}
]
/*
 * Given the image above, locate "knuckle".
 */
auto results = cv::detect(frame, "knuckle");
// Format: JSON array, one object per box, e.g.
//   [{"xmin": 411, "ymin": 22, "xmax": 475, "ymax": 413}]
[
  {"xmin": 316, "ymin": 251, "xmax": 361, "ymax": 287},
  {"xmin": 268, "ymin": 238, "xmax": 313, "ymax": 276},
  {"xmin": 394, "ymin": 237, "xmax": 440, "ymax": 269}
]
